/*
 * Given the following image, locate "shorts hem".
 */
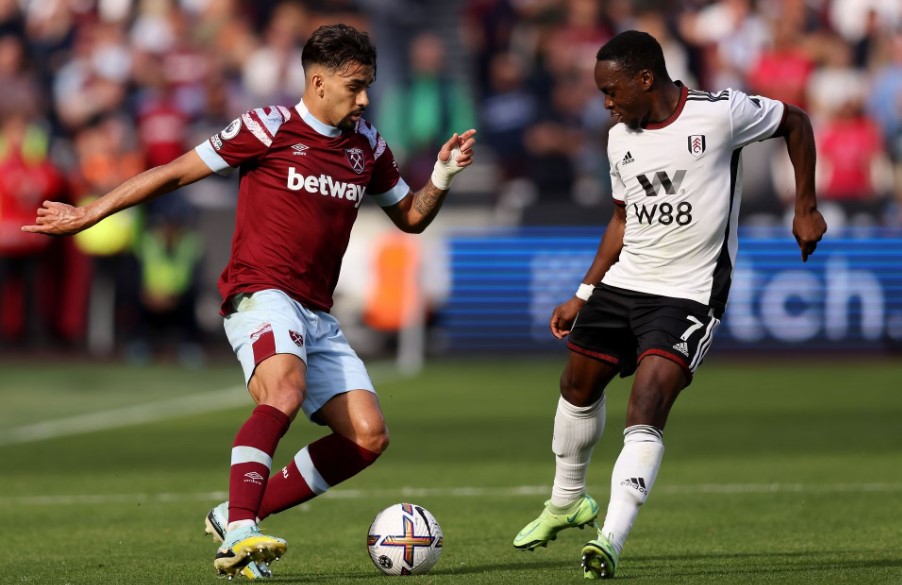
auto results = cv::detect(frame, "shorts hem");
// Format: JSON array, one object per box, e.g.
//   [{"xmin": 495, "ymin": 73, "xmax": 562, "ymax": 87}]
[{"xmin": 567, "ymin": 341, "xmax": 621, "ymax": 366}]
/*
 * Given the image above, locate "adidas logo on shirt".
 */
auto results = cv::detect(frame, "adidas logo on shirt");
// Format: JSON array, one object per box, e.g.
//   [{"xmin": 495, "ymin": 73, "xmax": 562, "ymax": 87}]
[
  {"xmin": 622, "ymin": 151, "xmax": 635, "ymax": 165},
  {"xmin": 620, "ymin": 477, "xmax": 647, "ymax": 493},
  {"xmin": 672, "ymin": 341, "xmax": 689, "ymax": 357}
]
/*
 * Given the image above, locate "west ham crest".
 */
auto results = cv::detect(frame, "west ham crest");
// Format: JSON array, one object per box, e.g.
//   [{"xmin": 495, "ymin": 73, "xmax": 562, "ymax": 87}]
[
  {"xmin": 345, "ymin": 148, "xmax": 365, "ymax": 174},
  {"xmin": 688, "ymin": 135, "xmax": 706, "ymax": 158},
  {"xmin": 289, "ymin": 330, "xmax": 304, "ymax": 348}
]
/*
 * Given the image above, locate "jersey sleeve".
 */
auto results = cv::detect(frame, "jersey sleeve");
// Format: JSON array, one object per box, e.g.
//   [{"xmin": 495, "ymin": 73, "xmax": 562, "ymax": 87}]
[
  {"xmin": 728, "ymin": 89, "xmax": 786, "ymax": 149},
  {"xmin": 359, "ymin": 121, "xmax": 409, "ymax": 207},
  {"xmin": 194, "ymin": 106, "xmax": 291, "ymax": 175},
  {"xmin": 608, "ymin": 138, "xmax": 627, "ymax": 204}
]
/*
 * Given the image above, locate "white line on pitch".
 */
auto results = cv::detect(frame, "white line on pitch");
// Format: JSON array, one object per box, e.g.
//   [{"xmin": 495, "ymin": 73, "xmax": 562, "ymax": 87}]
[
  {"xmin": 3, "ymin": 483, "xmax": 901, "ymax": 506},
  {"xmin": 0, "ymin": 364, "xmax": 403, "ymax": 447},
  {"xmin": 0, "ymin": 386, "xmax": 250, "ymax": 446}
]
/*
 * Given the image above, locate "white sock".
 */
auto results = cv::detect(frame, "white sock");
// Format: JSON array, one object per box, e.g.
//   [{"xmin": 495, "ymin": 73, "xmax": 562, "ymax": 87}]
[
  {"xmin": 600, "ymin": 425, "xmax": 664, "ymax": 554},
  {"xmin": 550, "ymin": 395, "xmax": 606, "ymax": 508},
  {"xmin": 226, "ymin": 519, "xmax": 256, "ymax": 533}
]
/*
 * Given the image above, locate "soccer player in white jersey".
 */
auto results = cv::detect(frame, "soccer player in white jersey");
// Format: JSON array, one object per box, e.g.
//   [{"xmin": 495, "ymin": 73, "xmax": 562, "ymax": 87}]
[
  {"xmin": 23, "ymin": 24, "xmax": 477, "ymax": 579},
  {"xmin": 512, "ymin": 30, "xmax": 826, "ymax": 579}
]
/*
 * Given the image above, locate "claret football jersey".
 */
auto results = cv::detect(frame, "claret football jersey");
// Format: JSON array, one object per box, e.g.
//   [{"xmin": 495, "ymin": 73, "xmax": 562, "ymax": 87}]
[
  {"xmin": 602, "ymin": 83, "xmax": 786, "ymax": 315},
  {"xmin": 195, "ymin": 100, "xmax": 409, "ymax": 313}
]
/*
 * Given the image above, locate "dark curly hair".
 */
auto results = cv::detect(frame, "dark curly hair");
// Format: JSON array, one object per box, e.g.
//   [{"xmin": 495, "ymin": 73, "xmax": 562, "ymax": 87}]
[
  {"xmin": 596, "ymin": 30, "xmax": 670, "ymax": 81},
  {"xmin": 301, "ymin": 24, "xmax": 377, "ymax": 77}
]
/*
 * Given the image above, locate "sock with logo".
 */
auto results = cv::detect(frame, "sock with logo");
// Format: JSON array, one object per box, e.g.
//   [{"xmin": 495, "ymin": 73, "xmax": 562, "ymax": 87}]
[
  {"xmin": 227, "ymin": 405, "xmax": 291, "ymax": 526},
  {"xmin": 549, "ymin": 394, "xmax": 606, "ymax": 508},
  {"xmin": 600, "ymin": 425, "xmax": 664, "ymax": 554},
  {"xmin": 257, "ymin": 433, "xmax": 381, "ymax": 520}
]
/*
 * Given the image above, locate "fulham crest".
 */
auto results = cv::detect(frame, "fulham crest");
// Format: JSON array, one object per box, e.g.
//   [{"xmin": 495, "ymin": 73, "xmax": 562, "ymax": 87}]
[
  {"xmin": 688, "ymin": 135, "xmax": 706, "ymax": 158},
  {"xmin": 346, "ymin": 147, "xmax": 365, "ymax": 174}
]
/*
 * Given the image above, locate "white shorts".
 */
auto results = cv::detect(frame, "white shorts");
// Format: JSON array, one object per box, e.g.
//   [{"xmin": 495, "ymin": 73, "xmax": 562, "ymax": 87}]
[{"xmin": 223, "ymin": 289, "xmax": 375, "ymax": 421}]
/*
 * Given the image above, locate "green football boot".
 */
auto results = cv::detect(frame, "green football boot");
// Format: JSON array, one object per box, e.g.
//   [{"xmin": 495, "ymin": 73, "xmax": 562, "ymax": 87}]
[
  {"xmin": 513, "ymin": 495, "xmax": 599, "ymax": 550},
  {"xmin": 581, "ymin": 532, "xmax": 619, "ymax": 579}
]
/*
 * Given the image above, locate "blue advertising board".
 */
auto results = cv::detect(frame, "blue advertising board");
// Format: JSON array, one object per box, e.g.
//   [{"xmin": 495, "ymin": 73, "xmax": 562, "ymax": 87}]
[{"xmin": 441, "ymin": 227, "xmax": 902, "ymax": 353}]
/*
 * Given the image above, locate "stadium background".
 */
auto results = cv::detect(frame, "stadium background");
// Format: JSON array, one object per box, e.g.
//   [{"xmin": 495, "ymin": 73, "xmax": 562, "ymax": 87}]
[
  {"xmin": 1, "ymin": 2, "xmax": 901, "ymax": 583},
  {"xmin": 1, "ymin": 0, "xmax": 901, "ymax": 363}
]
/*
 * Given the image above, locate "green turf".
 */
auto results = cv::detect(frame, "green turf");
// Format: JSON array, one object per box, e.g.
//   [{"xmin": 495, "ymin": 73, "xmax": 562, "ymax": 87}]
[{"xmin": 1, "ymin": 356, "xmax": 901, "ymax": 584}]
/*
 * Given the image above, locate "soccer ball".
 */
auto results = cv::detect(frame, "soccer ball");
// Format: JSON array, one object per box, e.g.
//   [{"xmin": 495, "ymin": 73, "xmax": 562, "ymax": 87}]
[{"xmin": 366, "ymin": 503, "xmax": 443, "ymax": 575}]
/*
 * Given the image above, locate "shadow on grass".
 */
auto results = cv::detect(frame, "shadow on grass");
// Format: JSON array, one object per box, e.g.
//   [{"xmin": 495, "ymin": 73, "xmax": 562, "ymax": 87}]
[
  {"xmin": 261, "ymin": 551, "xmax": 902, "ymax": 583},
  {"xmin": 626, "ymin": 550, "xmax": 902, "ymax": 579},
  {"xmin": 268, "ymin": 558, "xmax": 574, "ymax": 582}
]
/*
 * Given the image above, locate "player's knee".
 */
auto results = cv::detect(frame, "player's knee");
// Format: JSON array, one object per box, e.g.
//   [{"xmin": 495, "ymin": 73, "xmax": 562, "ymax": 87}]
[
  {"xmin": 627, "ymin": 389, "xmax": 666, "ymax": 423},
  {"xmin": 275, "ymin": 382, "xmax": 307, "ymax": 417},
  {"xmin": 251, "ymin": 376, "xmax": 307, "ymax": 419},
  {"xmin": 559, "ymin": 372, "xmax": 599, "ymax": 407},
  {"xmin": 357, "ymin": 424, "xmax": 390, "ymax": 455}
]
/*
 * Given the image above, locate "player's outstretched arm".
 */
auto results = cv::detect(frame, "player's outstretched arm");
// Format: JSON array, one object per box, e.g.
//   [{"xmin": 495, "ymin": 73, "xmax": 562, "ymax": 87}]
[
  {"xmin": 550, "ymin": 204, "xmax": 626, "ymax": 339},
  {"xmin": 22, "ymin": 150, "xmax": 213, "ymax": 237},
  {"xmin": 777, "ymin": 104, "xmax": 827, "ymax": 262},
  {"xmin": 382, "ymin": 129, "xmax": 477, "ymax": 233}
]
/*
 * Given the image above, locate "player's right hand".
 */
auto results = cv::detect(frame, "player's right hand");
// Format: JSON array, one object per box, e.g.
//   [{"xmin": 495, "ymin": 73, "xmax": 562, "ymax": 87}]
[
  {"xmin": 549, "ymin": 297, "xmax": 585, "ymax": 339},
  {"xmin": 21, "ymin": 200, "xmax": 92, "ymax": 236}
]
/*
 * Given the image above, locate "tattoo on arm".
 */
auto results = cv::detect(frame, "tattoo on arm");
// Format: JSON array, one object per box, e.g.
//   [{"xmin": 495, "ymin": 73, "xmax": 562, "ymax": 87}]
[{"xmin": 413, "ymin": 183, "xmax": 445, "ymax": 216}]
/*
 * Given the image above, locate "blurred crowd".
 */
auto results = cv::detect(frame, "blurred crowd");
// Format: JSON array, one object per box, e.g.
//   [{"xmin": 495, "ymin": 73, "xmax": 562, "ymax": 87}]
[{"xmin": 1, "ymin": 0, "xmax": 901, "ymax": 354}]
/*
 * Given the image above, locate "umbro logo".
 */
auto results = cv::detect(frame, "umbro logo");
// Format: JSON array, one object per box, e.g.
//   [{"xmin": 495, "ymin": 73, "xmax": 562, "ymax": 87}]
[
  {"xmin": 673, "ymin": 341, "xmax": 689, "ymax": 356},
  {"xmin": 244, "ymin": 471, "xmax": 265, "ymax": 485},
  {"xmin": 291, "ymin": 143, "xmax": 309, "ymax": 155},
  {"xmin": 622, "ymin": 151, "xmax": 635, "ymax": 165},
  {"xmin": 620, "ymin": 477, "xmax": 647, "ymax": 493}
]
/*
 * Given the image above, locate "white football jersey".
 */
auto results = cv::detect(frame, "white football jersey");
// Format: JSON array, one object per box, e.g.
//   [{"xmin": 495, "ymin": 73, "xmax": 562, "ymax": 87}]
[{"xmin": 601, "ymin": 84, "xmax": 785, "ymax": 315}]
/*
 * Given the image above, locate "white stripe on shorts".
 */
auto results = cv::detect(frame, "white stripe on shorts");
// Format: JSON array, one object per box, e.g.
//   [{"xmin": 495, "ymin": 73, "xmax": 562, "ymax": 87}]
[
  {"xmin": 689, "ymin": 311, "xmax": 720, "ymax": 372},
  {"xmin": 231, "ymin": 445, "xmax": 273, "ymax": 469},
  {"xmin": 294, "ymin": 446, "xmax": 330, "ymax": 495}
]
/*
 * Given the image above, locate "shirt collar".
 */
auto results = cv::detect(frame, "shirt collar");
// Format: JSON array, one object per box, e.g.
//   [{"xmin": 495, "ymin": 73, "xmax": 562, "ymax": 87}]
[{"xmin": 295, "ymin": 99, "xmax": 342, "ymax": 137}]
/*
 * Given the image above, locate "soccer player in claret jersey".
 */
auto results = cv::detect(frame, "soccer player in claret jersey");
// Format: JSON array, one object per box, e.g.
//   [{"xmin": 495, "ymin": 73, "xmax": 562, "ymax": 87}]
[
  {"xmin": 23, "ymin": 24, "xmax": 477, "ymax": 579},
  {"xmin": 511, "ymin": 31, "xmax": 826, "ymax": 579}
]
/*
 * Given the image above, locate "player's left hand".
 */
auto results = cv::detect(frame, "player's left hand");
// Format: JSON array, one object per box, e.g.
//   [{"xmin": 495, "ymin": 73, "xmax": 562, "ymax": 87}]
[
  {"xmin": 438, "ymin": 129, "xmax": 477, "ymax": 167},
  {"xmin": 431, "ymin": 129, "xmax": 477, "ymax": 190},
  {"xmin": 792, "ymin": 207, "xmax": 827, "ymax": 262}
]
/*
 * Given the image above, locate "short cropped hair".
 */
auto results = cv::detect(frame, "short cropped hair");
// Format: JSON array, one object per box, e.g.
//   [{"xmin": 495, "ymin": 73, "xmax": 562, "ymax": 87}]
[
  {"xmin": 302, "ymin": 24, "xmax": 377, "ymax": 76},
  {"xmin": 596, "ymin": 30, "xmax": 669, "ymax": 80}
]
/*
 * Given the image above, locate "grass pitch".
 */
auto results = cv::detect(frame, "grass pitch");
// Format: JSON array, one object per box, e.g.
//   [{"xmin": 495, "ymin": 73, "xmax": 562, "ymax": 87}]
[{"xmin": 1, "ymin": 355, "xmax": 901, "ymax": 584}]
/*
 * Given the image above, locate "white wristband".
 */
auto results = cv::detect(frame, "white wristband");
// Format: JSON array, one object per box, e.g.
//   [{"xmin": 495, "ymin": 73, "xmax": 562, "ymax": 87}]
[
  {"xmin": 575, "ymin": 283, "xmax": 594, "ymax": 301},
  {"xmin": 430, "ymin": 146, "xmax": 463, "ymax": 190}
]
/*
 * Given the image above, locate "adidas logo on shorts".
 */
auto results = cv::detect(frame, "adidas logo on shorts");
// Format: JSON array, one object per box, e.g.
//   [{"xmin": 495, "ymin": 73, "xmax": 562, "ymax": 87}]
[{"xmin": 672, "ymin": 341, "xmax": 689, "ymax": 356}]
